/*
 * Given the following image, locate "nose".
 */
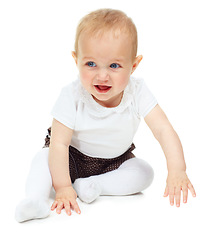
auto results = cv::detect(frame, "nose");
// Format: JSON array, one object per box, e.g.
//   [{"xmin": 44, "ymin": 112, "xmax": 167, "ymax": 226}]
[{"xmin": 97, "ymin": 68, "xmax": 109, "ymax": 82}]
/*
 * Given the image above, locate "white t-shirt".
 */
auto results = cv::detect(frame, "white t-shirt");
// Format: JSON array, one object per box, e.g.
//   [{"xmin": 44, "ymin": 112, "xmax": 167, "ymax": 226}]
[{"xmin": 51, "ymin": 76, "xmax": 157, "ymax": 158}]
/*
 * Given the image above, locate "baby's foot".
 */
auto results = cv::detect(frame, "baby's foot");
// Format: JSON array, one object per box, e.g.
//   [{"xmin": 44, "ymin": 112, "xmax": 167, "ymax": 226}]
[
  {"xmin": 73, "ymin": 177, "xmax": 101, "ymax": 204},
  {"xmin": 15, "ymin": 198, "xmax": 50, "ymax": 222}
]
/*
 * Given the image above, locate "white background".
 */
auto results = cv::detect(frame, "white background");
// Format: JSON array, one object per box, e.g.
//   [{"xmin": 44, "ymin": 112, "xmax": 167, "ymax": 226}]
[{"xmin": 0, "ymin": 0, "xmax": 211, "ymax": 239}]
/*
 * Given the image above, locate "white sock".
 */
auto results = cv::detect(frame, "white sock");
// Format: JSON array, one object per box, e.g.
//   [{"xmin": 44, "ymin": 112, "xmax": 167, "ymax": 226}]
[
  {"xmin": 73, "ymin": 177, "xmax": 102, "ymax": 204},
  {"xmin": 73, "ymin": 158, "xmax": 154, "ymax": 203},
  {"xmin": 15, "ymin": 198, "xmax": 50, "ymax": 223},
  {"xmin": 15, "ymin": 148, "xmax": 52, "ymax": 222}
]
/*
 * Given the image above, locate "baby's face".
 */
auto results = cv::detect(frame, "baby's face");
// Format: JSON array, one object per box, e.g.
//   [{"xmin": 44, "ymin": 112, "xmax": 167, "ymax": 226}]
[{"xmin": 73, "ymin": 31, "xmax": 141, "ymax": 108}]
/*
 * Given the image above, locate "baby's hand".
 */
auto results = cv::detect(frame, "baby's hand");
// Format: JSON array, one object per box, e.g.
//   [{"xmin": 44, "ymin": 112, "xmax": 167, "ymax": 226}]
[
  {"xmin": 164, "ymin": 171, "xmax": 196, "ymax": 207},
  {"xmin": 51, "ymin": 186, "xmax": 81, "ymax": 215}
]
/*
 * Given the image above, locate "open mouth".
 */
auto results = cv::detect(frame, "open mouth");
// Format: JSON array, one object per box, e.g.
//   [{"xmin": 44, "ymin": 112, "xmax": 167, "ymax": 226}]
[{"xmin": 94, "ymin": 85, "xmax": 112, "ymax": 93}]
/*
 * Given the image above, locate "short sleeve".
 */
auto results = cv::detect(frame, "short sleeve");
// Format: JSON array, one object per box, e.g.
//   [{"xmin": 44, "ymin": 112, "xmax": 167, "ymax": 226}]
[
  {"xmin": 135, "ymin": 79, "xmax": 158, "ymax": 118},
  {"xmin": 50, "ymin": 84, "xmax": 77, "ymax": 129}
]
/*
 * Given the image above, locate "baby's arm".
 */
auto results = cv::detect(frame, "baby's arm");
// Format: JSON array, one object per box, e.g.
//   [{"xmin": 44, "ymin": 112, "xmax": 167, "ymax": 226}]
[
  {"xmin": 49, "ymin": 119, "xmax": 81, "ymax": 215},
  {"xmin": 144, "ymin": 105, "xmax": 196, "ymax": 207}
]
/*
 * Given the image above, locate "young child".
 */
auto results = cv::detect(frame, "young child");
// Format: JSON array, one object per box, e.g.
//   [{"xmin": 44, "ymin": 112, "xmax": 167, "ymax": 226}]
[{"xmin": 15, "ymin": 8, "xmax": 196, "ymax": 222}]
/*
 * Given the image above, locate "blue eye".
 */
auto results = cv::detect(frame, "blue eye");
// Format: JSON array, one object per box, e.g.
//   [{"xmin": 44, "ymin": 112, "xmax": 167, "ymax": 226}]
[
  {"xmin": 110, "ymin": 63, "xmax": 120, "ymax": 69},
  {"xmin": 86, "ymin": 61, "xmax": 96, "ymax": 67}
]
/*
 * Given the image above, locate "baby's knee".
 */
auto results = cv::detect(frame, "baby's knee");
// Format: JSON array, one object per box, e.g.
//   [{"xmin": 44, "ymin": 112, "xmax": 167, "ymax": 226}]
[
  {"xmin": 36, "ymin": 147, "xmax": 49, "ymax": 158},
  {"xmin": 31, "ymin": 147, "xmax": 49, "ymax": 166},
  {"xmin": 136, "ymin": 159, "xmax": 154, "ymax": 180},
  {"xmin": 122, "ymin": 158, "xmax": 154, "ymax": 189}
]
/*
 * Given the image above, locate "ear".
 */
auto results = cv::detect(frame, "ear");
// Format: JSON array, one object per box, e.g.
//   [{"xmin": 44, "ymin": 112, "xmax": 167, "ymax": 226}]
[
  {"xmin": 71, "ymin": 51, "xmax": 78, "ymax": 65},
  {"xmin": 131, "ymin": 55, "xmax": 143, "ymax": 74}
]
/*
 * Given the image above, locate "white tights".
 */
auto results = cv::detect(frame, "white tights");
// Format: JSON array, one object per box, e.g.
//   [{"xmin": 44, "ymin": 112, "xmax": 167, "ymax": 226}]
[{"xmin": 15, "ymin": 147, "xmax": 154, "ymax": 222}]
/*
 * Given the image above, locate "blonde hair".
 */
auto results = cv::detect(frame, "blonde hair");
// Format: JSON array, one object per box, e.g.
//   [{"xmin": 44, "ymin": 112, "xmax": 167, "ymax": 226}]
[{"xmin": 74, "ymin": 9, "xmax": 138, "ymax": 60}]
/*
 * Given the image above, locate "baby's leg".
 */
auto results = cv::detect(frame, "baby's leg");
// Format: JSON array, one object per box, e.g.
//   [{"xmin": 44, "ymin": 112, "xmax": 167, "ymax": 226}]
[
  {"xmin": 15, "ymin": 148, "xmax": 52, "ymax": 222},
  {"xmin": 73, "ymin": 158, "xmax": 154, "ymax": 203}
]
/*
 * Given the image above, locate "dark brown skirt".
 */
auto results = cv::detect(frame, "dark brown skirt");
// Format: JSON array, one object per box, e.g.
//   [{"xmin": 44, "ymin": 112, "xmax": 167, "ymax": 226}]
[{"xmin": 44, "ymin": 127, "xmax": 135, "ymax": 183}]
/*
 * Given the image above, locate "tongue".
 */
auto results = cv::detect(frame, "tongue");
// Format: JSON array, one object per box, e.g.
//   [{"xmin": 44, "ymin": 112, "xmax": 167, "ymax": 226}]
[{"xmin": 98, "ymin": 85, "xmax": 110, "ymax": 90}]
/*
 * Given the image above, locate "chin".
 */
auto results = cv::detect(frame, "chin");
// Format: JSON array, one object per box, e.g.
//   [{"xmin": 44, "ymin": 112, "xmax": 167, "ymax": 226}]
[{"xmin": 92, "ymin": 94, "xmax": 110, "ymax": 101}]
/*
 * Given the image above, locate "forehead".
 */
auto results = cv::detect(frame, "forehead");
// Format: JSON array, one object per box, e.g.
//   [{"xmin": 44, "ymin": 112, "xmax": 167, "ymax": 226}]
[{"xmin": 78, "ymin": 30, "xmax": 133, "ymax": 60}]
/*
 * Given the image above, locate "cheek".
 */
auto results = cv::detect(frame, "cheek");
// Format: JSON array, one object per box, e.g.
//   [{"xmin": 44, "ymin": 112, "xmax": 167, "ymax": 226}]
[
  {"xmin": 115, "ymin": 72, "xmax": 130, "ymax": 88},
  {"xmin": 79, "ymin": 69, "xmax": 93, "ymax": 82}
]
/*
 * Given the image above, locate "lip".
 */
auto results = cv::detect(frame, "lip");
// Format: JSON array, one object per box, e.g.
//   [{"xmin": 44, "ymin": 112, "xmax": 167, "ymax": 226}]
[{"xmin": 94, "ymin": 85, "xmax": 112, "ymax": 93}]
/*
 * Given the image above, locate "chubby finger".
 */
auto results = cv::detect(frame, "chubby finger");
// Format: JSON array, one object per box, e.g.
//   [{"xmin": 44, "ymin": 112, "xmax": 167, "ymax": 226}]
[
  {"xmin": 182, "ymin": 185, "xmax": 188, "ymax": 203},
  {"xmin": 163, "ymin": 186, "xmax": 169, "ymax": 197},
  {"xmin": 56, "ymin": 201, "xmax": 64, "ymax": 214},
  {"xmin": 175, "ymin": 187, "xmax": 181, "ymax": 207},
  {"xmin": 64, "ymin": 200, "xmax": 72, "ymax": 216},
  {"xmin": 51, "ymin": 201, "xmax": 58, "ymax": 211},
  {"xmin": 188, "ymin": 182, "xmax": 196, "ymax": 197},
  {"xmin": 71, "ymin": 199, "xmax": 81, "ymax": 214},
  {"xmin": 169, "ymin": 188, "xmax": 175, "ymax": 206}
]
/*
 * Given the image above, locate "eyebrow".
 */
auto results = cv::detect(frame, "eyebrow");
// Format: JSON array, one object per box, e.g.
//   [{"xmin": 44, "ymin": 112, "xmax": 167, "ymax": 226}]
[
  {"xmin": 113, "ymin": 58, "xmax": 125, "ymax": 62},
  {"xmin": 82, "ymin": 57, "xmax": 95, "ymax": 61},
  {"xmin": 82, "ymin": 57, "xmax": 125, "ymax": 63}
]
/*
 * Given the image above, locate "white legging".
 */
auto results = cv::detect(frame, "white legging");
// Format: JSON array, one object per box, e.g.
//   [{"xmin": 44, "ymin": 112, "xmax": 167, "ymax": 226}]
[
  {"xmin": 15, "ymin": 147, "xmax": 154, "ymax": 222},
  {"xmin": 24, "ymin": 147, "xmax": 154, "ymax": 200}
]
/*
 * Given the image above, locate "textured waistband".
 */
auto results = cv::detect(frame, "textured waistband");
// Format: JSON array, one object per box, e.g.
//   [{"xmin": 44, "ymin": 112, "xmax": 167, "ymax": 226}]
[{"xmin": 69, "ymin": 143, "xmax": 135, "ymax": 162}]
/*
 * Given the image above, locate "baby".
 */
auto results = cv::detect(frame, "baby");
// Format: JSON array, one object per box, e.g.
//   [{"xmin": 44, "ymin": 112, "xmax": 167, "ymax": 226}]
[{"xmin": 15, "ymin": 9, "xmax": 196, "ymax": 222}]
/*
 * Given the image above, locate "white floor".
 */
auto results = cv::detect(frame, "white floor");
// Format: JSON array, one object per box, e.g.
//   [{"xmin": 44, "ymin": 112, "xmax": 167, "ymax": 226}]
[{"xmin": 4, "ymin": 163, "xmax": 210, "ymax": 240}]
